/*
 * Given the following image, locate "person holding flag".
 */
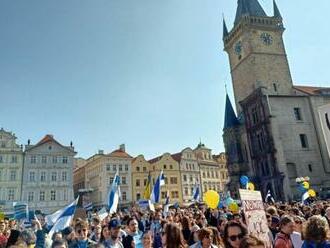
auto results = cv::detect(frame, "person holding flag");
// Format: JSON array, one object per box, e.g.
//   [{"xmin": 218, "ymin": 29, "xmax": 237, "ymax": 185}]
[{"xmin": 192, "ymin": 184, "xmax": 200, "ymax": 202}]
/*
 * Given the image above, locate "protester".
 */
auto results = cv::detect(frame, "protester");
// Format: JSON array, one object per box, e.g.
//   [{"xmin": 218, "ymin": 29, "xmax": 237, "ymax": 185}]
[
  {"xmin": 141, "ymin": 231, "xmax": 153, "ymax": 248},
  {"xmin": 274, "ymin": 216, "xmax": 294, "ymax": 248},
  {"xmin": 52, "ymin": 239, "xmax": 68, "ymax": 248},
  {"xmin": 161, "ymin": 223, "xmax": 185, "ymax": 248},
  {"xmin": 69, "ymin": 220, "xmax": 97, "ymax": 247},
  {"xmin": 302, "ymin": 215, "xmax": 330, "ymax": 248},
  {"xmin": 239, "ymin": 235, "xmax": 265, "ymax": 248},
  {"xmin": 102, "ymin": 219, "xmax": 123, "ymax": 248},
  {"xmin": 223, "ymin": 222, "xmax": 247, "ymax": 248}
]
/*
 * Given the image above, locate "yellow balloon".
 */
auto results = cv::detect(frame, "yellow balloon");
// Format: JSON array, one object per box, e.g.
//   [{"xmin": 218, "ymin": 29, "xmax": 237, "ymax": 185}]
[
  {"xmin": 228, "ymin": 202, "xmax": 239, "ymax": 213},
  {"xmin": 247, "ymin": 182, "xmax": 255, "ymax": 191},
  {"xmin": 203, "ymin": 190, "xmax": 220, "ymax": 209},
  {"xmin": 308, "ymin": 189, "xmax": 316, "ymax": 197},
  {"xmin": 303, "ymin": 182, "xmax": 310, "ymax": 189}
]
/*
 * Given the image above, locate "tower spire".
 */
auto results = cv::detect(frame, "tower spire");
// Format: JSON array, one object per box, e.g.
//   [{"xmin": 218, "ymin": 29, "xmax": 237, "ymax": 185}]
[
  {"xmin": 234, "ymin": 0, "xmax": 267, "ymax": 26},
  {"xmin": 223, "ymin": 15, "xmax": 229, "ymax": 40},
  {"xmin": 273, "ymin": 0, "xmax": 282, "ymax": 19},
  {"xmin": 223, "ymin": 94, "xmax": 240, "ymax": 130}
]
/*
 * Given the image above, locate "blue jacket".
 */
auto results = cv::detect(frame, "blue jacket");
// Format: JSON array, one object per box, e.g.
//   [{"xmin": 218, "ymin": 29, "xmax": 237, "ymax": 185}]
[{"xmin": 302, "ymin": 241, "xmax": 330, "ymax": 248}]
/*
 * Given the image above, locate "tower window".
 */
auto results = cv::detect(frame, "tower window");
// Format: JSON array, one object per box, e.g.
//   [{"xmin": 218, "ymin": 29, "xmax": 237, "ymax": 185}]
[
  {"xmin": 299, "ymin": 134, "xmax": 308, "ymax": 148},
  {"xmin": 294, "ymin": 108, "xmax": 302, "ymax": 121},
  {"xmin": 308, "ymin": 164, "xmax": 313, "ymax": 172},
  {"xmin": 273, "ymin": 83, "xmax": 277, "ymax": 92}
]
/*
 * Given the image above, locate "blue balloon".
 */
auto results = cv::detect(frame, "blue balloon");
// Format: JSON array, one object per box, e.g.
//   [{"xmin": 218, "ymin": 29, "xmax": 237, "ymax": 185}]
[
  {"xmin": 226, "ymin": 197, "xmax": 234, "ymax": 206},
  {"xmin": 297, "ymin": 184, "xmax": 307, "ymax": 193},
  {"xmin": 240, "ymin": 176, "xmax": 249, "ymax": 186}
]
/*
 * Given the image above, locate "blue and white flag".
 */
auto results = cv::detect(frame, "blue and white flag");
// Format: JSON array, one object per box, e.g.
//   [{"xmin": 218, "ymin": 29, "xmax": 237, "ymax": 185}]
[
  {"xmin": 302, "ymin": 191, "xmax": 309, "ymax": 204},
  {"xmin": 265, "ymin": 190, "xmax": 275, "ymax": 203},
  {"xmin": 192, "ymin": 184, "xmax": 200, "ymax": 201},
  {"xmin": 164, "ymin": 191, "xmax": 170, "ymax": 215},
  {"xmin": 13, "ymin": 202, "xmax": 28, "ymax": 220},
  {"xmin": 48, "ymin": 197, "xmax": 79, "ymax": 237},
  {"xmin": 108, "ymin": 171, "xmax": 121, "ymax": 214},
  {"xmin": 83, "ymin": 202, "xmax": 93, "ymax": 212},
  {"xmin": 150, "ymin": 170, "xmax": 165, "ymax": 204}
]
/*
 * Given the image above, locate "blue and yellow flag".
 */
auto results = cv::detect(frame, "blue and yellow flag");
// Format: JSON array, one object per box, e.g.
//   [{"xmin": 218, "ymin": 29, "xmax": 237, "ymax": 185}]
[{"xmin": 143, "ymin": 172, "xmax": 152, "ymax": 199}]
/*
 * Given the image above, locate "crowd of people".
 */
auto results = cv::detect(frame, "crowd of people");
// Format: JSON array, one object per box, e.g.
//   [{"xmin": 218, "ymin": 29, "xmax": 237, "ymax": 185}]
[{"xmin": 1, "ymin": 201, "xmax": 330, "ymax": 248}]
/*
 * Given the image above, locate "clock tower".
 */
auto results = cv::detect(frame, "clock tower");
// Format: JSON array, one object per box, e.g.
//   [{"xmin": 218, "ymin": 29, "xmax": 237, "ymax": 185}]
[{"xmin": 223, "ymin": 0, "xmax": 293, "ymax": 112}]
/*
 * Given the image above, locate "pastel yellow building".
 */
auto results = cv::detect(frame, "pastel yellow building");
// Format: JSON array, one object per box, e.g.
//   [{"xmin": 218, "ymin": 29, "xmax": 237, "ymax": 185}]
[
  {"xmin": 213, "ymin": 152, "xmax": 229, "ymax": 191},
  {"xmin": 149, "ymin": 153, "xmax": 182, "ymax": 204},
  {"xmin": 131, "ymin": 155, "xmax": 151, "ymax": 202}
]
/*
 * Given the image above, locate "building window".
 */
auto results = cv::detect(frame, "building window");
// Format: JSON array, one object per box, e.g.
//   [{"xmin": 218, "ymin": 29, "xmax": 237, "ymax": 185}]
[
  {"xmin": 136, "ymin": 179, "xmax": 140, "ymax": 187},
  {"xmin": 122, "ymin": 177, "xmax": 126, "ymax": 185},
  {"xmin": 10, "ymin": 170, "xmax": 16, "ymax": 181},
  {"xmin": 51, "ymin": 190, "xmax": 56, "ymax": 201},
  {"xmin": 125, "ymin": 164, "xmax": 128, "ymax": 171},
  {"xmin": 144, "ymin": 179, "xmax": 147, "ymax": 186},
  {"xmin": 143, "ymin": 167, "xmax": 146, "ymax": 172},
  {"xmin": 299, "ymin": 134, "xmax": 308, "ymax": 148},
  {"xmin": 294, "ymin": 108, "xmax": 302, "ymax": 121},
  {"xmin": 62, "ymin": 156, "xmax": 68, "ymax": 164},
  {"xmin": 109, "ymin": 177, "xmax": 114, "ymax": 184},
  {"xmin": 0, "ymin": 156, "xmax": 2, "ymax": 163},
  {"xmin": 184, "ymin": 188, "xmax": 188, "ymax": 195},
  {"xmin": 31, "ymin": 155, "xmax": 36, "ymax": 164},
  {"xmin": 11, "ymin": 156, "xmax": 17, "ymax": 163},
  {"xmin": 51, "ymin": 172, "xmax": 57, "ymax": 181},
  {"xmin": 28, "ymin": 192, "xmax": 34, "ymax": 202},
  {"xmin": 161, "ymin": 192, "xmax": 166, "ymax": 199},
  {"xmin": 41, "ymin": 156, "xmax": 47, "ymax": 164},
  {"xmin": 119, "ymin": 165, "xmax": 122, "ymax": 171},
  {"xmin": 106, "ymin": 164, "xmax": 110, "ymax": 171},
  {"xmin": 171, "ymin": 191, "xmax": 179, "ymax": 198},
  {"xmin": 308, "ymin": 164, "xmax": 313, "ymax": 172},
  {"xmin": 170, "ymin": 165, "xmax": 173, "ymax": 169},
  {"xmin": 113, "ymin": 164, "xmax": 117, "ymax": 171},
  {"xmin": 164, "ymin": 165, "xmax": 167, "ymax": 170},
  {"xmin": 29, "ymin": 172, "xmax": 35, "ymax": 182},
  {"xmin": 40, "ymin": 191, "xmax": 45, "ymax": 201},
  {"xmin": 183, "ymin": 175, "xmax": 187, "ymax": 182},
  {"xmin": 1, "ymin": 142, "xmax": 5, "ymax": 148},
  {"xmin": 52, "ymin": 156, "xmax": 57, "ymax": 164},
  {"xmin": 63, "ymin": 189, "xmax": 68, "ymax": 201},
  {"xmin": 136, "ymin": 193, "xmax": 141, "ymax": 200},
  {"xmin": 62, "ymin": 172, "xmax": 67, "ymax": 181},
  {"xmin": 170, "ymin": 177, "xmax": 177, "ymax": 184},
  {"xmin": 122, "ymin": 191, "xmax": 127, "ymax": 201},
  {"xmin": 273, "ymin": 83, "xmax": 277, "ymax": 92},
  {"xmin": 190, "ymin": 176, "xmax": 193, "ymax": 182},
  {"xmin": 136, "ymin": 167, "xmax": 140, "ymax": 172},
  {"xmin": 41, "ymin": 172, "xmax": 46, "ymax": 182},
  {"xmin": 0, "ymin": 169, "xmax": 2, "ymax": 180},
  {"xmin": 8, "ymin": 189, "xmax": 15, "ymax": 201}
]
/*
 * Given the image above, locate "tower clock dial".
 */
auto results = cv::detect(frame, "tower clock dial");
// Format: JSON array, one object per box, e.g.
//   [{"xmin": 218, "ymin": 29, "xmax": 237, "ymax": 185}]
[
  {"xmin": 234, "ymin": 41, "xmax": 242, "ymax": 55},
  {"xmin": 260, "ymin": 33, "xmax": 273, "ymax": 45}
]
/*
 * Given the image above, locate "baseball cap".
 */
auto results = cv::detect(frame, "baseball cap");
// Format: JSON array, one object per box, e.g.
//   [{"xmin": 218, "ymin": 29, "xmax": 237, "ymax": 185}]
[{"xmin": 109, "ymin": 219, "xmax": 121, "ymax": 229}]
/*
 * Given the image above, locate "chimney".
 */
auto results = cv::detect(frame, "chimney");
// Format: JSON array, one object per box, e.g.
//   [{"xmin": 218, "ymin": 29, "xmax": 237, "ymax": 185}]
[
  {"xmin": 98, "ymin": 150, "xmax": 104, "ymax": 155},
  {"xmin": 70, "ymin": 141, "xmax": 73, "ymax": 147},
  {"xmin": 28, "ymin": 139, "xmax": 30, "ymax": 145},
  {"xmin": 119, "ymin": 144, "xmax": 125, "ymax": 152}
]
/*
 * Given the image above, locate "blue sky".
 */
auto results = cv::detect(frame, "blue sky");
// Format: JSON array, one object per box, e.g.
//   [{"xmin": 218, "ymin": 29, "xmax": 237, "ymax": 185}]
[{"xmin": 1, "ymin": 0, "xmax": 329, "ymax": 159}]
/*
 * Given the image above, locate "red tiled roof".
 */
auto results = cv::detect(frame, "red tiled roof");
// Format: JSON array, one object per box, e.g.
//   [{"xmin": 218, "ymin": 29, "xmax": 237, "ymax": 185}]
[
  {"xmin": 108, "ymin": 149, "xmax": 133, "ymax": 158},
  {"xmin": 171, "ymin": 152, "xmax": 182, "ymax": 162},
  {"xmin": 148, "ymin": 155, "xmax": 162, "ymax": 164},
  {"xmin": 27, "ymin": 134, "xmax": 75, "ymax": 153},
  {"xmin": 293, "ymin": 85, "xmax": 330, "ymax": 96}
]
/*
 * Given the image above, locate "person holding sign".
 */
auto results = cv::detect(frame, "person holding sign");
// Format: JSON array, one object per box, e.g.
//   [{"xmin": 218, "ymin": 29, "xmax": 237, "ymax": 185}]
[{"xmin": 274, "ymin": 216, "xmax": 294, "ymax": 248}]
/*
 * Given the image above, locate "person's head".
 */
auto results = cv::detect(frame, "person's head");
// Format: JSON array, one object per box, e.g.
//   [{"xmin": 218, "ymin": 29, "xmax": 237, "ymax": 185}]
[
  {"xmin": 122, "ymin": 235, "xmax": 135, "ymax": 248},
  {"xmin": 62, "ymin": 227, "xmax": 75, "ymax": 241},
  {"xmin": 74, "ymin": 220, "xmax": 89, "ymax": 241},
  {"xmin": 239, "ymin": 235, "xmax": 265, "ymax": 248},
  {"xmin": 154, "ymin": 211, "xmax": 162, "ymax": 221},
  {"xmin": 279, "ymin": 216, "xmax": 294, "ymax": 235},
  {"xmin": 181, "ymin": 216, "xmax": 190, "ymax": 230},
  {"xmin": 293, "ymin": 216, "xmax": 304, "ymax": 233},
  {"xmin": 265, "ymin": 206, "xmax": 278, "ymax": 216},
  {"xmin": 142, "ymin": 231, "xmax": 153, "ymax": 248},
  {"xmin": 271, "ymin": 216, "xmax": 280, "ymax": 229},
  {"xmin": 198, "ymin": 228, "xmax": 213, "ymax": 248},
  {"xmin": 223, "ymin": 221, "xmax": 247, "ymax": 248},
  {"xmin": 0, "ymin": 220, "xmax": 5, "ymax": 232},
  {"xmin": 161, "ymin": 223, "xmax": 185, "ymax": 248},
  {"xmin": 127, "ymin": 217, "xmax": 138, "ymax": 234},
  {"xmin": 94, "ymin": 224, "xmax": 102, "ymax": 235},
  {"xmin": 92, "ymin": 217, "xmax": 101, "ymax": 227},
  {"xmin": 325, "ymin": 207, "xmax": 330, "ymax": 219},
  {"xmin": 108, "ymin": 219, "xmax": 122, "ymax": 241},
  {"xmin": 100, "ymin": 225, "xmax": 110, "ymax": 242},
  {"xmin": 191, "ymin": 224, "xmax": 201, "ymax": 243},
  {"xmin": 51, "ymin": 239, "xmax": 68, "ymax": 248},
  {"xmin": 303, "ymin": 215, "xmax": 329, "ymax": 242},
  {"xmin": 52, "ymin": 231, "xmax": 63, "ymax": 241},
  {"xmin": 18, "ymin": 230, "xmax": 36, "ymax": 245},
  {"xmin": 217, "ymin": 217, "xmax": 228, "ymax": 234}
]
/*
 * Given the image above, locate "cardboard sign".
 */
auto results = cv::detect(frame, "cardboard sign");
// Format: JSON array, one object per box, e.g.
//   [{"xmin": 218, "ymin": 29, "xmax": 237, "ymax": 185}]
[
  {"xmin": 239, "ymin": 189, "xmax": 271, "ymax": 248},
  {"xmin": 319, "ymin": 103, "xmax": 330, "ymax": 158}
]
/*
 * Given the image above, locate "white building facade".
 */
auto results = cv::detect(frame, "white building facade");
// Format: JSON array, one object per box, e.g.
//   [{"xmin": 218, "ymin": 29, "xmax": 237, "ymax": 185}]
[
  {"xmin": 0, "ymin": 128, "xmax": 24, "ymax": 211},
  {"xmin": 22, "ymin": 135, "xmax": 76, "ymax": 214}
]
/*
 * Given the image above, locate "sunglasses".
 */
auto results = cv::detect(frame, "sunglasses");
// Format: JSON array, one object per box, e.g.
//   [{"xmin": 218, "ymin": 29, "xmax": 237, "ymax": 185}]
[
  {"xmin": 77, "ymin": 229, "xmax": 87, "ymax": 234},
  {"xmin": 229, "ymin": 233, "xmax": 244, "ymax": 242}
]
